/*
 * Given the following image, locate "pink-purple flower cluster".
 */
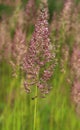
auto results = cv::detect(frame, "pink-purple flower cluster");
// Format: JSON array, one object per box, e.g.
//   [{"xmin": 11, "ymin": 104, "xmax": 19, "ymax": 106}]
[{"xmin": 23, "ymin": 4, "xmax": 54, "ymax": 96}]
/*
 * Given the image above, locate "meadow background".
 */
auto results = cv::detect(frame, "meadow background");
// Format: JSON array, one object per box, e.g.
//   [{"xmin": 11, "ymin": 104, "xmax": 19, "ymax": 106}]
[{"xmin": 0, "ymin": 0, "xmax": 80, "ymax": 130}]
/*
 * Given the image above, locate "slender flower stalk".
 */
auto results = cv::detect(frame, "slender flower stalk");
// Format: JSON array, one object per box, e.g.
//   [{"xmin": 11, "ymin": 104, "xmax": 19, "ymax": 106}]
[{"xmin": 23, "ymin": 2, "xmax": 55, "ymax": 96}]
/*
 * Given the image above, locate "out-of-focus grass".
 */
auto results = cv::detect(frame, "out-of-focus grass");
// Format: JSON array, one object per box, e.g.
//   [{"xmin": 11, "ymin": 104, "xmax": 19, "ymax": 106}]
[{"xmin": 0, "ymin": 0, "xmax": 80, "ymax": 130}]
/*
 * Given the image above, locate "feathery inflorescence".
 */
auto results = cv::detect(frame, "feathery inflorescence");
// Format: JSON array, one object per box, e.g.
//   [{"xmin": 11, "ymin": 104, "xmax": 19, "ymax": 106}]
[
  {"xmin": 0, "ymin": 21, "xmax": 11, "ymax": 61},
  {"xmin": 50, "ymin": 0, "xmax": 74, "ymax": 74},
  {"xmin": 51, "ymin": 0, "xmax": 73, "ymax": 33},
  {"xmin": 61, "ymin": 0, "xmax": 73, "ymax": 27},
  {"xmin": 70, "ymin": 5, "xmax": 80, "ymax": 115},
  {"xmin": 71, "ymin": 42, "xmax": 80, "ymax": 112},
  {"xmin": 23, "ymin": 2, "xmax": 55, "ymax": 96},
  {"xmin": 10, "ymin": 26, "xmax": 27, "ymax": 76},
  {"xmin": 50, "ymin": 0, "xmax": 80, "ymax": 111},
  {"xmin": 25, "ymin": 0, "xmax": 37, "ymax": 26}
]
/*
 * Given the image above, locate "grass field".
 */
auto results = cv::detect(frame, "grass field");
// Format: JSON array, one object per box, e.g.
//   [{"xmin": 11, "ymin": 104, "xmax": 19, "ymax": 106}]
[{"xmin": 0, "ymin": 0, "xmax": 80, "ymax": 130}]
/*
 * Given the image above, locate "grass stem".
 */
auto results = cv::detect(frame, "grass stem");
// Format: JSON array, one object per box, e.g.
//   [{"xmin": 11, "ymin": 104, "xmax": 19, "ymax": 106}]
[{"xmin": 33, "ymin": 86, "xmax": 38, "ymax": 130}]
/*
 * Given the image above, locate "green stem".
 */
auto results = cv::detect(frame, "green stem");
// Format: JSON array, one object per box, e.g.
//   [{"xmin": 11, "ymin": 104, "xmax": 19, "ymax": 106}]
[{"xmin": 33, "ymin": 86, "xmax": 38, "ymax": 130}]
